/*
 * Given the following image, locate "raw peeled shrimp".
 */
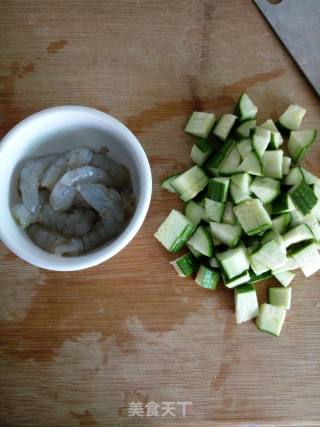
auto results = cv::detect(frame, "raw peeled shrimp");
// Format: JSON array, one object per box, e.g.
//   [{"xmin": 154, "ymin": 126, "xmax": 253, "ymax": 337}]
[
  {"xmin": 77, "ymin": 183, "xmax": 124, "ymax": 222},
  {"xmin": 55, "ymin": 217, "xmax": 123, "ymax": 255},
  {"xmin": 13, "ymin": 189, "xmax": 50, "ymax": 228},
  {"xmin": 12, "ymin": 203, "xmax": 37, "ymax": 228},
  {"xmin": 54, "ymin": 238, "xmax": 84, "ymax": 256},
  {"xmin": 15, "ymin": 146, "xmax": 134, "ymax": 256},
  {"xmin": 20, "ymin": 156, "xmax": 55, "ymax": 214},
  {"xmin": 68, "ymin": 146, "xmax": 93, "ymax": 169},
  {"xmin": 82, "ymin": 217, "xmax": 124, "ymax": 251},
  {"xmin": 50, "ymin": 166, "xmax": 111, "ymax": 211},
  {"xmin": 90, "ymin": 149, "xmax": 131, "ymax": 191},
  {"xmin": 41, "ymin": 146, "xmax": 94, "ymax": 190},
  {"xmin": 37, "ymin": 204, "xmax": 97, "ymax": 237},
  {"xmin": 55, "ymin": 183, "xmax": 126, "ymax": 255},
  {"xmin": 27, "ymin": 223, "xmax": 81, "ymax": 254},
  {"xmin": 40, "ymin": 156, "xmax": 68, "ymax": 190}
]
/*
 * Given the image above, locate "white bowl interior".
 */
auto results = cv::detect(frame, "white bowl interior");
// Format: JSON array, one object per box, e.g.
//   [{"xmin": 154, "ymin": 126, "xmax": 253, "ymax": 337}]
[{"xmin": 0, "ymin": 106, "xmax": 151, "ymax": 271}]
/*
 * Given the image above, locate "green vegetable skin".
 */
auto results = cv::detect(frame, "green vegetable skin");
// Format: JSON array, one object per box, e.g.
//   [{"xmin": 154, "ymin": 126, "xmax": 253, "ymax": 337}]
[
  {"xmin": 289, "ymin": 181, "xmax": 317, "ymax": 215},
  {"xmin": 195, "ymin": 265, "xmax": 220, "ymax": 290},
  {"xmin": 160, "ymin": 173, "xmax": 180, "ymax": 193},
  {"xmin": 205, "ymin": 139, "xmax": 235, "ymax": 176},
  {"xmin": 170, "ymin": 252, "xmax": 198, "ymax": 277},
  {"xmin": 207, "ymin": 177, "xmax": 230, "ymax": 203},
  {"xmin": 154, "ymin": 209, "xmax": 196, "ymax": 253},
  {"xmin": 155, "ymin": 94, "xmax": 320, "ymax": 335}
]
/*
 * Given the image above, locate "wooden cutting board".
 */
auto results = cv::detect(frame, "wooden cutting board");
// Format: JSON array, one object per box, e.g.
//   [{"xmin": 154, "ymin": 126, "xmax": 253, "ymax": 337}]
[{"xmin": 0, "ymin": 1, "xmax": 320, "ymax": 426}]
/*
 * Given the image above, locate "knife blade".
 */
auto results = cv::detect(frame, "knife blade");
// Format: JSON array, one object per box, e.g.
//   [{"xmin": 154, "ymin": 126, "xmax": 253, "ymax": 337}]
[{"xmin": 255, "ymin": 0, "xmax": 320, "ymax": 96}]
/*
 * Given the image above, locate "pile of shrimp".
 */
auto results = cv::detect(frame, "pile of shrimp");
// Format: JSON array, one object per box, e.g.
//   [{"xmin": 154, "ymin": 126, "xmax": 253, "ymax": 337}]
[{"xmin": 12, "ymin": 146, "xmax": 135, "ymax": 256}]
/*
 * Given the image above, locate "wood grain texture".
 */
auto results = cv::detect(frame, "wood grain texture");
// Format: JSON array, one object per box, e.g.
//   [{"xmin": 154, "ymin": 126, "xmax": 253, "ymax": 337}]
[{"xmin": 0, "ymin": 1, "xmax": 320, "ymax": 426}]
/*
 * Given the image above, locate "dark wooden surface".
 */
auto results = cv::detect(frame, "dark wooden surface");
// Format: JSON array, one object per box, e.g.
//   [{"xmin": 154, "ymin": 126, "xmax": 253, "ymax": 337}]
[{"xmin": 0, "ymin": 1, "xmax": 320, "ymax": 426}]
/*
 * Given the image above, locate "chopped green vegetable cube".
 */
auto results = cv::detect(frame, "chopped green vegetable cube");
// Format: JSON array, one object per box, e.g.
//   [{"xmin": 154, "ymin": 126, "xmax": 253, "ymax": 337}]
[
  {"xmin": 289, "ymin": 181, "xmax": 317, "ymax": 215},
  {"xmin": 251, "ymin": 240, "xmax": 287, "ymax": 271},
  {"xmin": 234, "ymin": 92, "xmax": 258, "ymax": 122},
  {"xmin": 204, "ymin": 198, "xmax": 225, "ymax": 223},
  {"xmin": 230, "ymin": 173, "xmax": 252, "ymax": 204},
  {"xmin": 256, "ymin": 303, "xmax": 286, "ymax": 336},
  {"xmin": 207, "ymin": 177, "xmax": 230, "ymax": 203},
  {"xmin": 213, "ymin": 114, "xmax": 237, "ymax": 141},
  {"xmin": 284, "ymin": 167, "xmax": 303, "ymax": 186},
  {"xmin": 184, "ymin": 200, "xmax": 204, "ymax": 226},
  {"xmin": 205, "ymin": 139, "xmax": 235, "ymax": 176},
  {"xmin": 233, "ymin": 199, "xmax": 272, "ymax": 236},
  {"xmin": 191, "ymin": 138, "xmax": 214, "ymax": 166},
  {"xmin": 250, "ymin": 176, "xmax": 281, "ymax": 204},
  {"xmin": 282, "ymin": 223, "xmax": 313, "ymax": 248},
  {"xmin": 291, "ymin": 241, "xmax": 320, "ymax": 277},
  {"xmin": 195, "ymin": 265, "xmax": 220, "ymax": 290},
  {"xmin": 170, "ymin": 252, "xmax": 198, "ymax": 277},
  {"xmin": 235, "ymin": 119, "xmax": 256, "ymax": 138},
  {"xmin": 219, "ymin": 145, "xmax": 241, "ymax": 175},
  {"xmin": 260, "ymin": 119, "xmax": 283, "ymax": 149},
  {"xmin": 269, "ymin": 287, "xmax": 292, "ymax": 310},
  {"xmin": 272, "ymin": 256, "xmax": 299, "ymax": 274},
  {"xmin": 235, "ymin": 284, "xmax": 259, "ymax": 324},
  {"xmin": 277, "ymin": 104, "xmax": 306, "ymax": 132},
  {"xmin": 160, "ymin": 173, "xmax": 180, "ymax": 193},
  {"xmin": 171, "ymin": 165, "xmax": 209, "ymax": 202},
  {"xmin": 238, "ymin": 151, "xmax": 263, "ymax": 176},
  {"xmin": 216, "ymin": 246, "xmax": 249, "ymax": 280},
  {"xmin": 155, "ymin": 210, "xmax": 197, "ymax": 253},
  {"xmin": 288, "ymin": 129, "xmax": 317, "ymax": 163},
  {"xmin": 187, "ymin": 225, "xmax": 213, "ymax": 257},
  {"xmin": 187, "ymin": 243, "xmax": 203, "ymax": 258},
  {"xmin": 262, "ymin": 150, "xmax": 283, "ymax": 179},
  {"xmin": 210, "ymin": 222, "xmax": 242, "ymax": 248},
  {"xmin": 185, "ymin": 111, "xmax": 216, "ymax": 138},
  {"xmin": 273, "ymin": 271, "xmax": 295, "ymax": 288},
  {"xmin": 252, "ymin": 126, "xmax": 271, "ymax": 157}
]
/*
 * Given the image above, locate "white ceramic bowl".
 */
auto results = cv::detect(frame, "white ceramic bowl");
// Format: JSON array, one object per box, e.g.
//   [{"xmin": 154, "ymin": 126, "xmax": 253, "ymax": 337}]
[{"xmin": 0, "ymin": 106, "xmax": 152, "ymax": 271}]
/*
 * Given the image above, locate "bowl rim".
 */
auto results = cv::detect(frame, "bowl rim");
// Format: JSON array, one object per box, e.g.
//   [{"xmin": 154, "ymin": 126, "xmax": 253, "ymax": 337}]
[{"xmin": 0, "ymin": 105, "xmax": 152, "ymax": 271}]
